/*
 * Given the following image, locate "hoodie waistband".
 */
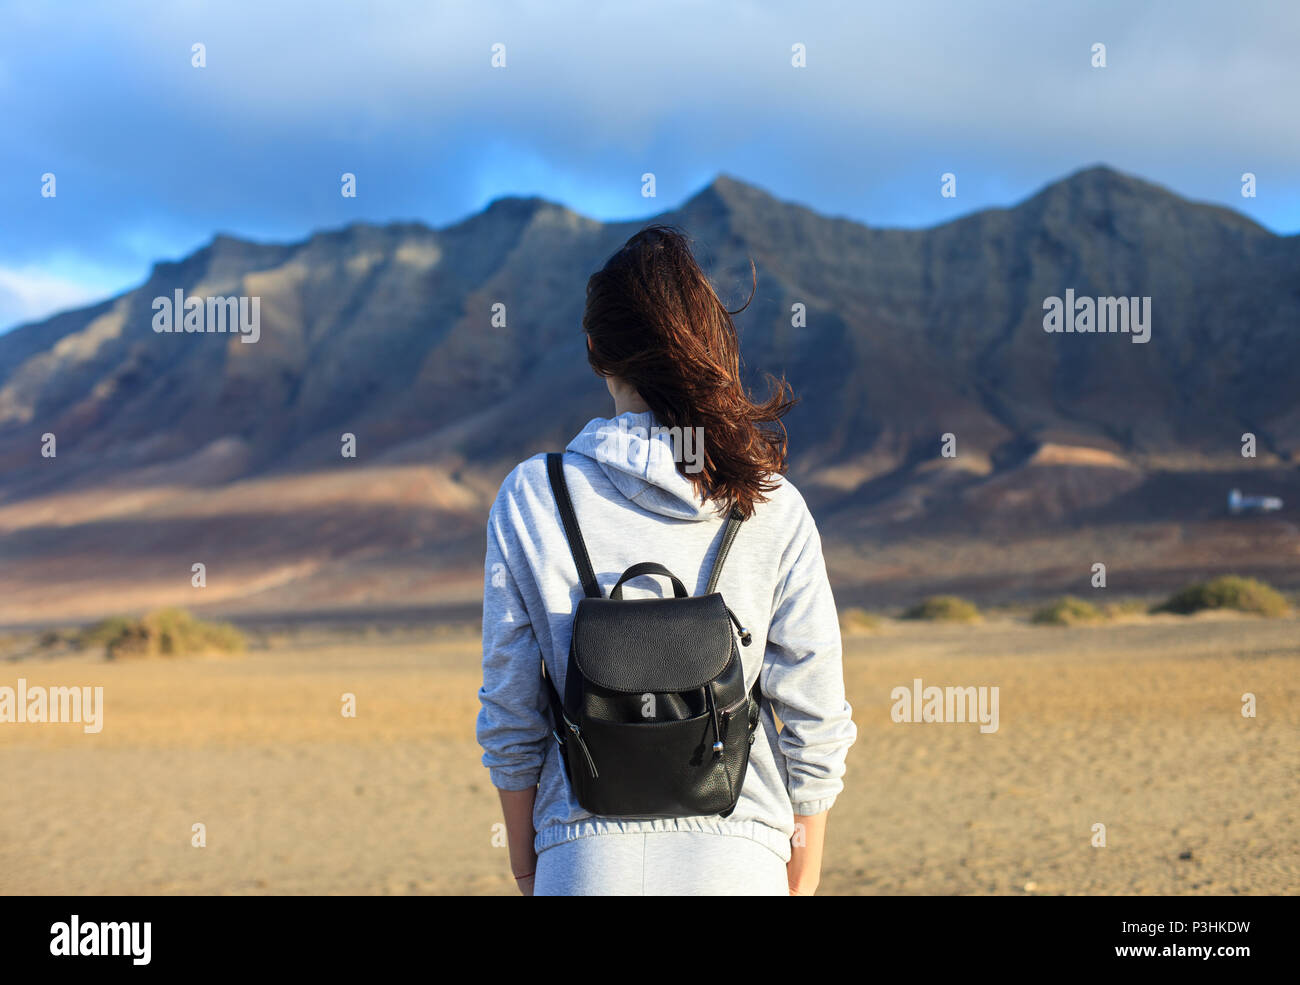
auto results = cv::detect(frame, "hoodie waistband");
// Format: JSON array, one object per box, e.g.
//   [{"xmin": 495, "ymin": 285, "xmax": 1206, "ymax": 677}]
[{"xmin": 535, "ymin": 816, "xmax": 793, "ymax": 862}]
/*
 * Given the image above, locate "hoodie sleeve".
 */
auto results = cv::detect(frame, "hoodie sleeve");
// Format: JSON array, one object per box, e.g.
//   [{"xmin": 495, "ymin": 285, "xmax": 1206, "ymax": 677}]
[
  {"xmin": 760, "ymin": 505, "xmax": 857, "ymax": 815},
  {"xmin": 475, "ymin": 481, "xmax": 550, "ymax": 791}
]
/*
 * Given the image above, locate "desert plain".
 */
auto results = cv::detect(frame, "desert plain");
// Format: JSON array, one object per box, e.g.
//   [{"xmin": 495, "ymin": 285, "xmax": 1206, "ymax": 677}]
[{"xmin": 1, "ymin": 611, "xmax": 1295, "ymax": 895}]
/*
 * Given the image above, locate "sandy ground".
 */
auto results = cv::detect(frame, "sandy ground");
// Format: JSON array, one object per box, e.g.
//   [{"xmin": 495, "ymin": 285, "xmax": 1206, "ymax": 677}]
[{"xmin": 1, "ymin": 615, "xmax": 1296, "ymax": 895}]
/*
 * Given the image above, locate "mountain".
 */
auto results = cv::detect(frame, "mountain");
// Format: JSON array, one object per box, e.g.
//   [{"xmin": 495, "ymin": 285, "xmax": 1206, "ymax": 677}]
[{"xmin": 1, "ymin": 166, "xmax": 1298, "ymax": 624}]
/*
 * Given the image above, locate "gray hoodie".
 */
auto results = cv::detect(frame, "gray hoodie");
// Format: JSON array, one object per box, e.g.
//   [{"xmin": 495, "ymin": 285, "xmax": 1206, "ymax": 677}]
[{"xmin": 476, "ymin": 411, "xmax": 857, "ymax": 861}]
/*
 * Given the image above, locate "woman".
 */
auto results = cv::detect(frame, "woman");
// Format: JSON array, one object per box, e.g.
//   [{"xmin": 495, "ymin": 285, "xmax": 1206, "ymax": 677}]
[{"xmin": 476, "ymin": 225, "xmax": 856, "ymax": 895}]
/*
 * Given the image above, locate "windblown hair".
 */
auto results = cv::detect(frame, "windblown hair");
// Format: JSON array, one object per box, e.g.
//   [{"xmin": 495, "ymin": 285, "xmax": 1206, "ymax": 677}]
[{"xmin": 582, "ymin": 225, "xmax": 797, "ymax": 520}]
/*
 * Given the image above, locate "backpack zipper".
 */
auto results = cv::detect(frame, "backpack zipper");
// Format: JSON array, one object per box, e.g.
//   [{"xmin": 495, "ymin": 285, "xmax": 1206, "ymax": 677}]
[
  {"xmin": 707, "ymin": 682, "xmax": 738, "ymax": 804},
  {"xmin": 565, "ymin": 719, "xmax": 599, "ymax": 779},
  {"xmin": 706, "ymin": 684, "xmax": 725, "ymax": 758}
]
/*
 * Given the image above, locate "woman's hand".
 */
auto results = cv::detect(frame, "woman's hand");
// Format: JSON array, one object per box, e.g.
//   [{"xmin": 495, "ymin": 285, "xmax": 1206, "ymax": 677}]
[
  {"xmin": 497, "ymin": 787, "xmax": 539, "ymax": 896},
  {"xmin": 787, "ymin": 811, "xmax": 828, "ymax": 896}
]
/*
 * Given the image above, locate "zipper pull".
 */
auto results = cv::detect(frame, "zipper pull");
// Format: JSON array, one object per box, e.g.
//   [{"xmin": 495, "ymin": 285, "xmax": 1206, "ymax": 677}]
[
  {"xmin": 566, "ymin": 720, "xmax": 599, "ymax": 779},
  {"xmin": 725, "ymin": 606, "xmax": 752, "ymax": 646},
  {"xmin": 707, "ymin": 685, "xmax": 724, "ymax": 757}
]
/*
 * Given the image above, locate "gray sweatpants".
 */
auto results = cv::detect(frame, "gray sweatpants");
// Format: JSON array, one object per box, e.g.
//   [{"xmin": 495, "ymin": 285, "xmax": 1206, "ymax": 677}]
[{"xmin": 533, "ymin": 831, "xmax": 789, "ymax": 896}]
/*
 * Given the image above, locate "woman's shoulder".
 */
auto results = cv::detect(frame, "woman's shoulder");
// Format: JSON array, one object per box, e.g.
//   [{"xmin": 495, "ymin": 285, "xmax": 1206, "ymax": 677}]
[
  {"xmin": 755, "ymin": 470, "xmax": 815, "ymax": 525},
  {"xmin": 490, "ymin": 453, "xmax": 551, "ymax": 510}
]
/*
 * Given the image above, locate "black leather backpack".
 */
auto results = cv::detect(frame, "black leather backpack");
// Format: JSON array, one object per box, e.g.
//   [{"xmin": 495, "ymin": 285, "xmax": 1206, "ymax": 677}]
[{"xmin": 541, "ymin": 452, "xmax": 762, "ymax": 819}]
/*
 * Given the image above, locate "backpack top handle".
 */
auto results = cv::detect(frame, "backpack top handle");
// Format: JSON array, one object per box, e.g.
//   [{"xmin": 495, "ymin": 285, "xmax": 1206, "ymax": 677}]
[{"xmin": 609, "ymin": 562, "xmax": 689, "ymax": 600}]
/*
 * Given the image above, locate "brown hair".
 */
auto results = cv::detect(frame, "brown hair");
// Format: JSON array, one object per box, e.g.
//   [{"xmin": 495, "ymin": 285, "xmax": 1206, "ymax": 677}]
[{"xmin": 582, "ymin": 225, "xmax": 797, "ymax": 520}]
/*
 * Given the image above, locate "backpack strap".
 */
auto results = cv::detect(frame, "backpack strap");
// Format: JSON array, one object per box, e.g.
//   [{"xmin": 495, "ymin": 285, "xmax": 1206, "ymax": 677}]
[
  {"xmin": 547, "ymin": 450, "xmax": 746, "ymax": 598},
  {"xmin": 540, "ymin": 653, "xmax": 569, "ymax": 753},
  {"xmin": 541, "ymin": 451, "xmax": 592, "ymax": 747},
  {"xmin": 704, "ymin": 504, "xmax": 745, "ymax": 595},
  {"xmin": 546, "ymin": 452, "xmax": 602, "ymax": 600}
]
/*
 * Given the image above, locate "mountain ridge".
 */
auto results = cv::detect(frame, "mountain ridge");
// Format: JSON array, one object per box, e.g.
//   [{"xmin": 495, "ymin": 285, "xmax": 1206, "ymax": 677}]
[{"xmin": 1, "ymin": 165, "xmax": 1297, "ymax": 623}]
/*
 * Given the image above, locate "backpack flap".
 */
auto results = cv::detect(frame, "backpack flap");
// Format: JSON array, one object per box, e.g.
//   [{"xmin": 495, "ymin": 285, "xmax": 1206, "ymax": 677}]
[{"xmin": 571, "ymin": 593, "xmax": 734, "ymax": 693}]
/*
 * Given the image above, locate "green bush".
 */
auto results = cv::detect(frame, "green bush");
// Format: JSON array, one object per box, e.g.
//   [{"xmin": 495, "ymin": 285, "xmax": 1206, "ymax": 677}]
[
  {"xmin": 79, "ymin": 609, "xmax": 246, "ymax": 659},
  {"xmin": 76, "ymin": 615, "xmax": 134, "ymax": 650},
  {"xmin": 1103, "ymin": 599, "xmax": 1149, "ymax": 619},
  {"xmin": 839, "ymin": 607, "xmax": 884, "ymax": 633},
  {"xmin": 1153, "ymin": 576, "xmax": 1289, "ymax": 618},
  {"xmin": 1031, "ymin": 596, "xmax": 1104, "ymax": 626},
  {"xmin": 901, "ymin": 595, "xmax": 981, "ymax": 623}
]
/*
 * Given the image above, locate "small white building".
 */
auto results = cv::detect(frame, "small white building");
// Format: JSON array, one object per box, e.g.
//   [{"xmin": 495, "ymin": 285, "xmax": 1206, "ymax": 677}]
[{"xmin": 1228, "ymin": 488, "xmax": 1283, "ymax": 515}]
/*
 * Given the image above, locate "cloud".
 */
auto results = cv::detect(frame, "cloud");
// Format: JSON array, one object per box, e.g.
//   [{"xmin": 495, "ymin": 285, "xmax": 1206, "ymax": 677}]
[
  {"xmin": 0, "ymin": 265, "xmax": 125, "ymax": 334},
  {"xmin": 1, "ymin": 0, "xmax": 1297, "ymax": 333}
]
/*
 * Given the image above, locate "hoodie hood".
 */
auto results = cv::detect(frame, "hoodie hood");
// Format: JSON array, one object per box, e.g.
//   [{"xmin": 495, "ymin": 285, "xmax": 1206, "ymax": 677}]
[{"xmin": 566, "ymin": 411, "xmax": 722, "ymax": 521}]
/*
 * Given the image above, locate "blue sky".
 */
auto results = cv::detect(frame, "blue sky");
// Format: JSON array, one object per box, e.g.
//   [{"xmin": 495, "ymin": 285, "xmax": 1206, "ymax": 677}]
[{"xmin": 1, "ymin": 0, "xmax": 1297, "ymax": 333}]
